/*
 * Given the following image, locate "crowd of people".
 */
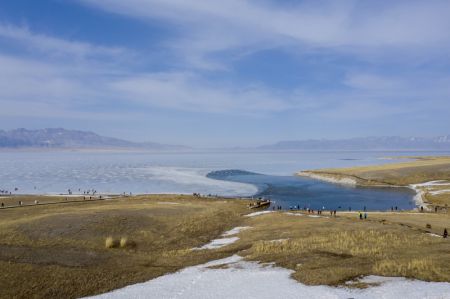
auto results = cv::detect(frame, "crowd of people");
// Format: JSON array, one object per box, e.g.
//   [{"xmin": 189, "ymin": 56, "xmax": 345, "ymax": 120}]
[
  {"xmin": 0, "ymin": 187, "xmax": 17, "ymax": 195},
  {"xmin": 67, "ymin": 188, "xmax": 99, "ymax": 195}
]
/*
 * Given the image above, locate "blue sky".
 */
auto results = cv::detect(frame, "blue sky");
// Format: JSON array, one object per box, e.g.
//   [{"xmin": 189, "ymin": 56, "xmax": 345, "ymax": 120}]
[{"xmin": 0, "ymin": 0, "xmax": 449, "ymax": 146}]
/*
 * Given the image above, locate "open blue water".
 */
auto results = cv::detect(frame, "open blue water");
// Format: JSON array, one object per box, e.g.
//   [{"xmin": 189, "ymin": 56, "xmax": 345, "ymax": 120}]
[
  {"xmin": 207, "ymin": 170, "xmax": 416, "ymax": 211},
  {"xmin": 0, "ymin": 150, "xmax": 448, "ymax": 210}
]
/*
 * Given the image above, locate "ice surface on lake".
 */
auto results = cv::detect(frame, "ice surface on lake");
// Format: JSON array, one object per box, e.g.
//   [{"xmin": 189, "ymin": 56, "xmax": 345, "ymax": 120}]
[{"xmin": 1, "ymin": 150, "xmax": 448, "ymax": 197}]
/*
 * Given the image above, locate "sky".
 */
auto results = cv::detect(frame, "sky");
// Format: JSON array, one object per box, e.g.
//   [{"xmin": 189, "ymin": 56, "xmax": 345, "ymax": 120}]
[{"xmin": 0, "ymin": 0, "xmax": 449, "ymax": 147}]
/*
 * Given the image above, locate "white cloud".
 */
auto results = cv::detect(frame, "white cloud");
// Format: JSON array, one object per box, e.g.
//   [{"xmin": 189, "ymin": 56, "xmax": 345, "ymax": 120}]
[
  {"xmin": 0, "ymin": 53, "xmax": 299, "ymax": 118},
  {"xmin": 0, "ymin": 48, "xmax": 448, "ymax": 122},
  {"xmin": 79, "ymin": 0, "xmax": 450, "ymax": 68},
  {"xmin": 109, "ymin": 72, "xmax": 295, "ymax": 114},
  {"xmin": 0, "ymin": 24, "xmax": 126, "ymax": 60},
  {"xmin": 1, "ymin": 3, "xmax": 450, "ymax": 130},
  {"xmin": 0, "ymin": 55, "xmax": 81, "ymax": 102}
]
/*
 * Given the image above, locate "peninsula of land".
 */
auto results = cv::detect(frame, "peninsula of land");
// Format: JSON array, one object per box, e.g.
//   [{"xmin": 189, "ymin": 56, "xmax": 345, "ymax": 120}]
[{"xmin": 298, "ymin": 156, "xmax": 450, "ymax": 210}]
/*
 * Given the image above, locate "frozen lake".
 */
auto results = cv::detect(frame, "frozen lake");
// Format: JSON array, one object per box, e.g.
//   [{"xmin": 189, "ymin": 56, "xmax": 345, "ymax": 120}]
[{"xmin": 0, "ymin": 150, "xmax": 448, "ymax": 210}]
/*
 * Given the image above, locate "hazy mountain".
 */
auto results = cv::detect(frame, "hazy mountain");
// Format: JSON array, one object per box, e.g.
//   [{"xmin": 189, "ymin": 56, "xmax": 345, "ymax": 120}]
[
  {"xmin": 0, "ymin": 128, "xmax": 188, "ymax": 150},
  {"xmin": 259, "ymin": 136, "xmax": 450, "ymax": 151}
]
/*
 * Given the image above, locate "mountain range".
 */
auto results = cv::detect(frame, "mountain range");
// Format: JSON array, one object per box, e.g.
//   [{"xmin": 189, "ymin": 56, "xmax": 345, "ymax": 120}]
[
  {"xmin": 1, "ymin": 128, "xmax": 450, "ymax": 151},
  {"xmin": 0, "ymin": 128, "xmax": 187, "ymax": 150},
  {"xmin": 259, "ymin": 136, "xmax": 450, "ymax": 151}
]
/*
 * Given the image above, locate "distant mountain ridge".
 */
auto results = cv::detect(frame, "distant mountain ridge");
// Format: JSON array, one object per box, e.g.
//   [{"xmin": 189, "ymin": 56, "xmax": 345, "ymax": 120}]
[
  {"xmin": 0, "ymin": 128, "xmax": 188, "ymax": 150},
  {"xmin": 259, "ymin": 136, "xmax": 450, "ymax": 151},
  {"xmin": 2, "ymin": 129, "xmax": 449, "ymax": 151}
]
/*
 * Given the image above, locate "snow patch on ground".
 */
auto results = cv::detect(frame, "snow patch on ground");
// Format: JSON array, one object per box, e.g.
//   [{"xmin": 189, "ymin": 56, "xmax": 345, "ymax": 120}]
[
  {"xmin": 412, "ymin": 180, "xmax": 450, "ymax": 187},
  {"xmin": 428, "ymin": 233, "xmax": 443, "ymax": 238},
  {"xmin": 221, "ymin": 226, "xmax": 251, "ymax": 237},
  {"xmin": 297, "ymin": 171, "xmax": 357, "ymax": 187},
  {"xmin": 409, "ymin": 180, "xmax": 450, "ymax": 210},
  {"xmin": 244, "ymin": 211, "xmax": 274, "ymax": 217},
  {"xmin": 193, "ymin": 237, "xmax": 239, "ymax": 250},
  {"xmin": 409, "ymin": 184, "xmax": 429, "ymax": 210},
  {"xmin": 194, "ymin": 226, "xmax": 252, "ymax": 249},
  {"xmin": 429, "ymin": 189, "xmax": 450, "ymax": 195},
  {"xmin": 87, "ymin": 255, "xmax": 450, "ymax": 299}
]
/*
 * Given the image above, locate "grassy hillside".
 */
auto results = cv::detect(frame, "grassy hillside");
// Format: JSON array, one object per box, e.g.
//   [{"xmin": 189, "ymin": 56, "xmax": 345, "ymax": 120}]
[
  {"xmin": 1, "ymin": 195, "xmax": 449, "ymax": 298},
  {"xmin": 0, "ymin": 195, "xmax": 250, "ymax": 298}
]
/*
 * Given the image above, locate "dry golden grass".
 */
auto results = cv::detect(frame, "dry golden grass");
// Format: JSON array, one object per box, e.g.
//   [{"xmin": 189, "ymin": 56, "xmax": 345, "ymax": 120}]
[
  {"xmin": 0, "ymin": 195, "xmax": 94, "ymax": 208},
  {"xmin": 119, "ymin": 237, "xmax": 128, "ymax": 248},
  {"xmin": 0, "ymin": 194, "xmax": 251, "ymax": 299},
  {"xmin": 250, "ymin": 230, "xmax": 434, "ymax": 259},
  {"xmin": 338, "ymin": 211, "xmax": 449, "ymax": 236},
  {"xmin": 315, "ymin": 156, "xmax": 450, "ymax": 176},
  {"xmin": 248, "ymin": 229, "xmax": 448, "ymax": 281},
  {"xmin": 373, "ymin": 258, "xmax": 446, "ymax": 279},
  {"xmin": 119, "ymin": 237, "xmax": 136, "ymax": 249},
  {"xmin": 1, "ymin": 193, "xmax": 449, "ymax": 298},
  {"xmin": 105, "ymin": 237, "xmax": 119, "ymax": 249},
  {"xmin": 237, "ymin": 212, "xmax": 450, "ymax": 285}
]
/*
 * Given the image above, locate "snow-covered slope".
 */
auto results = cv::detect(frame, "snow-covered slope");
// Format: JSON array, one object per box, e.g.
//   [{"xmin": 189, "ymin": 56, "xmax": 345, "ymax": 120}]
[{"xmin": 87, "ymin": 255, "xmax": 450, "ymax": 299}]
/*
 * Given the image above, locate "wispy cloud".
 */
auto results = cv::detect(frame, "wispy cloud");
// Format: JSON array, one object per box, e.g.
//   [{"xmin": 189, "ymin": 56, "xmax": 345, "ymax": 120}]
[
  {"xmin": 1, "ymin": 1, "xmax": 449, "ymax": 143},
  {"xmin": 0, "ymin": 53, "xmax": 301, "ymax": 118},
  {"xmin": 109, "ymin": 72, "xmax": 297, "ymax": 114},
  {"xmin": 0, "ymin": 24, "xmax": 126, "ymax": 60},
  {"xmin": 80, "ymin": 0, "xmax": 450, "ymax": 68}
]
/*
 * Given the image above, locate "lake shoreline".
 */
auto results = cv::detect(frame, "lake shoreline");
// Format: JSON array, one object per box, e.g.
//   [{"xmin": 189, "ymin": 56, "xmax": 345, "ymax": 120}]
[
  {"xmin": 297, "ymin": 170, "xmax": 424, "ymax": 208},
  {"xmin": 296, "ymin": 156, "xmax": 450, "ymax": 211}
]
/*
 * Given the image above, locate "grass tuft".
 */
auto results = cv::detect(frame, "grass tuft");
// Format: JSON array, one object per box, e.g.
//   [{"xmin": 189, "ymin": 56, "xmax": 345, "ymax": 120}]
[
  {"xmin": 105, "ymin": 236, "xmax": 119, "ymax": 249},
  {"xmin": 120, "ymin": 237, "xmax": 136, "ymax": 249},
  {"xmin": 373, "ymin": 258, "xmax": 444, "ymax": 278}
]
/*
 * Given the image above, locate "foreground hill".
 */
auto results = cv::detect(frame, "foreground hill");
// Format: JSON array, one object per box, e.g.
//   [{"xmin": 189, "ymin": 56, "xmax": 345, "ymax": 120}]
[
  {"xmin": 0, "ymin": 128, "xmax": 188, "ymax": 150},
  {"xmin": 0, "ymin": 195, "xmax": 448, "ymax": 298}
]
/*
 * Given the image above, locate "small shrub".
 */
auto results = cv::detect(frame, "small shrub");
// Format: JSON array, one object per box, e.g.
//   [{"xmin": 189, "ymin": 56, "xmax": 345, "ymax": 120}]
[
  {"xmin": 426, "ymin": 223, "xmax": 432, "ymax": 229},
  {"xmin": 120, "ymin": 237, "xmax": 136, "ymax": 249},
  {"xmin": 105, "ymin": 236, "xmax": 119, "ymax": 248}
]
